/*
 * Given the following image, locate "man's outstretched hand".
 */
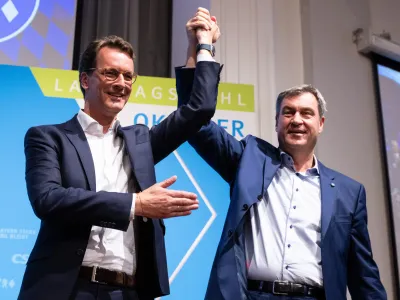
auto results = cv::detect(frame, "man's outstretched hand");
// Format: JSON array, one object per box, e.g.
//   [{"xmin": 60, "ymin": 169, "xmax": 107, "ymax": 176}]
[{"xmin": 135, "ymin": 176, "xmax": 199, "ymax": 219}]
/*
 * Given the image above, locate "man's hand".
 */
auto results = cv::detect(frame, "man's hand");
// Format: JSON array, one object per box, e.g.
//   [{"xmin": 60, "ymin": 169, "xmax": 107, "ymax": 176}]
[
  {"xmin": 185, "ymin": 7, "xmax": 221, "ymax": 66},
  {"xmin": 135, "ymin": 176, "xmax": 199, "ymax": 219},
  {"xmin": 186, "ymin": 7, "xmax": 213, "ymax": 45},
  {"xmin": 186, "ymin": 7, "xmax": 220, "ymax": 45}
]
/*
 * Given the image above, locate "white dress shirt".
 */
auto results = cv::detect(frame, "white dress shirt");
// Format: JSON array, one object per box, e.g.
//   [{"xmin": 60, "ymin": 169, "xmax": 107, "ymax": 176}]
[
  {"xmin": 77, "ymin": 110, "xmax": 137, "ymax": 275},
  {"xmin": 245, "ymin": 152, "xmax": 323, "ymax": 287}
]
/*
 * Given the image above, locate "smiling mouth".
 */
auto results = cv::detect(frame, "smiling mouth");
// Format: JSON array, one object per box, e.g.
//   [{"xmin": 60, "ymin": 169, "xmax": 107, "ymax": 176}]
[{"xmin": 107, "ymin": 93, "xmax": 124, "ymax": 100}]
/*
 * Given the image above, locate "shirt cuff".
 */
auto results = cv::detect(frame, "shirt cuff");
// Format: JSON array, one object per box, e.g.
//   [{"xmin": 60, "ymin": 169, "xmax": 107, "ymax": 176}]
[
  {"xmin": 197, "ymin": 53, "xmax": 216, "ymax": 63},
  {"xmin": 183, "ymin": 53, "xmax": 216, "ymax": 69},
  {"xmin": 130, "ymin": 193, "xmax": 137, "ymax": 221}
]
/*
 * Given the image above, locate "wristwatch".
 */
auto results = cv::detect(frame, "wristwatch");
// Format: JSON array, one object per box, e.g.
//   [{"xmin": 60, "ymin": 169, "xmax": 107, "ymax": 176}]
[{"xmin": 196, "ymin": 44, "xmax": 215, "ymax": 57}]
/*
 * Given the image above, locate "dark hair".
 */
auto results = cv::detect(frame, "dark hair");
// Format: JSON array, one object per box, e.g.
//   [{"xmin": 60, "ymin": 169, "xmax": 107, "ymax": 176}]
[
  {"xmin": 276, "ymin": 84, "xmax": 327, "ymax": 118},
  {"xmin": 78, "ymin": 35, "xmax": 135, "ymax": 97}
]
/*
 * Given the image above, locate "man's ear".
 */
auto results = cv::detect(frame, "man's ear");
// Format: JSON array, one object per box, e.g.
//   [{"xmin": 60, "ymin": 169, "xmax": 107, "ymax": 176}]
[
  {"xmin": 319, "ymin": 116, "xmax": 325, "ymax": 134},
  {"xmin": 80, "ymin": 72, "xmax": 89, "ymax": 91}
]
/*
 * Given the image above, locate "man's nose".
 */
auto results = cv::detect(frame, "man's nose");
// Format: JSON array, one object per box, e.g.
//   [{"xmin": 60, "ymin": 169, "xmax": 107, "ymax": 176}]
[
  {"xmin": 291, "ymin": 112, "xmax": 303, "ymax": 125},
  {"xmin": 113, "ymin": 74, "xmax": 125, "ymax": 89}
]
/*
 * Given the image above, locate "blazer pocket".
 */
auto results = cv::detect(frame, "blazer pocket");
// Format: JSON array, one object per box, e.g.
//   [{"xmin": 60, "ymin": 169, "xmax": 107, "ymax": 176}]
[
  {"xmin": 334, "ymin": 214, "xmax": 352, "ymax": 223},
  {"xmin": 136, "ymin": 133, "xmax": 149, "ymax": 144}
]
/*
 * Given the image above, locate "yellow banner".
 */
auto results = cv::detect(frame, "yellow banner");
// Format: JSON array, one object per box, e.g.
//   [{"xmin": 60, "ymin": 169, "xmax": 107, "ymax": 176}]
[{"xmin": 30, "ymin": 67, "xmax": 254, "ymax": 112}]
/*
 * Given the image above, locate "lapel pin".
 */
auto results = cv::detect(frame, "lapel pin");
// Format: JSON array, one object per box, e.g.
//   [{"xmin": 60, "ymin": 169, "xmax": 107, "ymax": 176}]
[{"xmin": 330, "ymin": 183, "xmax": 335, "ymax": 187}]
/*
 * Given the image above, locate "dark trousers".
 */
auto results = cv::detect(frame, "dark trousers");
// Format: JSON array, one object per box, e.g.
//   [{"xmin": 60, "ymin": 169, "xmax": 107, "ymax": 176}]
[
  {"xmin": 248, "ymin": 290, "xmax": 319, "ymax": 300},
  {"xmin": 70, "ymin": 279, "xmax": 140, "ymax": 300}
]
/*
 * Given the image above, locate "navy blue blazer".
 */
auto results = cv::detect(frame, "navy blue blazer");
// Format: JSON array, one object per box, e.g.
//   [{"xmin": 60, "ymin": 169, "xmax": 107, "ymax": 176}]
[
  {"xmin": 176, "ymin": 67, "xmax": 387, "ymax": 300},
  {"xmin": 18, "ymin": 61, "xmax": 221, "ymax": 300}
]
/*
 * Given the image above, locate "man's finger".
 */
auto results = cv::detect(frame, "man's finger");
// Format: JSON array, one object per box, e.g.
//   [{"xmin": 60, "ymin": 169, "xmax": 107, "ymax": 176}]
[
  {"xmin": 158, "ymin": 175, "xmax": 177, "ymax": 188},
  {"xmin": 189, "ymin": 18, "xmax": 212, "ymax": 30},
  {"xmin": 195, "ymin": 11, "xmax": 212, "ymax": 23},
  {"xmin": 168, "ymin": 190, "xmax": 197, "ymax": 200},
  {"xmin": 170, "ymin": 211, "xmax": 192, "ymax": 218},
  {"xmin": 192, "ymin": 22, "xmax": 211, "ymax": 31},
  {"xmin": 171, "ymin": 198, "xmax": 199, "ymax": 207},
  {"xmin": 171, "ymin": 204, "xmax": 199, "ymax": 214},
  {"xmin": 197, "ymin": 7, "xmax": 210, "ymax": 15}
]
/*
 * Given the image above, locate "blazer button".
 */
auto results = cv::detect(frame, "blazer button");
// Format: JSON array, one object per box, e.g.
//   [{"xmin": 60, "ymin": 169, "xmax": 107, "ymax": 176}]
[
  {"xmin": 242, "ymin": 204, "xmax": 249, "ymax": 211},
  {"xmin": 257, "ymin": 195, "xmax": 263, "ymax": 201},
  {"xmin": 76, "ymin": 249, "xmax": 84, "ymax": 256},
  {"xmin": 228, "ymin": 230, "xmax": 233, "ymax": 237}
]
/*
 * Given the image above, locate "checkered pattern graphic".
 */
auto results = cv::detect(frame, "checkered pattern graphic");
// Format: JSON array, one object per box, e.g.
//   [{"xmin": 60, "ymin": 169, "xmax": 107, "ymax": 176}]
[{"xmin": 0, "ymin": 0, "xmax": 77, "ymax": 69}]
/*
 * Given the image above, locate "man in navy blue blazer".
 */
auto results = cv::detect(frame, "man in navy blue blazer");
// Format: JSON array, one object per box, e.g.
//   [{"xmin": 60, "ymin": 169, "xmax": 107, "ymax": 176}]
[
  {"xmin": 19, "ymin": 12, "xmax": 221, "ymax": 300},
  {"xmin": 178, "ymin": 12, "xmax": 386, "ymax": 299}
]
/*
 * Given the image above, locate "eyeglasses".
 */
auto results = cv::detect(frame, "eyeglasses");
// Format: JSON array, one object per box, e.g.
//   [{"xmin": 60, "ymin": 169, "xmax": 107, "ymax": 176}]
[{"xmin": 85, "ymin": 68, "xmax": 137, "ymax": 85}]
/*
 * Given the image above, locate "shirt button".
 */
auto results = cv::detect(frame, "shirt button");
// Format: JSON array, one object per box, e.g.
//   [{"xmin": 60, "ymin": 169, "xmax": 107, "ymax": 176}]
[
  {"xmin": 293, "ymin": 206, "xmax": 296, "ymax": 209},
  {"xmin": 296, "ymin": 188, "xmax": 299, "ymax": 192},
  {"xmin": 143, "ymin": 217, "xmax": 148, "ymax": 222},
  {"xmin": 290, "ymin": 225, "xmax": 293, "ymax": 229},
  {"xmin": 288, "ymin": 244, "xmax": 291, "ymax": 248},
  {"xmin": 285, "ymin": 265, "xmax": 289, "ymax": 270}
]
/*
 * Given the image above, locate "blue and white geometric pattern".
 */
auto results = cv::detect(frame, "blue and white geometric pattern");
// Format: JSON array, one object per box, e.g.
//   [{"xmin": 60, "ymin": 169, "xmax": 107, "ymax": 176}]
[{"xmin": 0, "ymin": 0, "xmax": 76, "ymax": 69}]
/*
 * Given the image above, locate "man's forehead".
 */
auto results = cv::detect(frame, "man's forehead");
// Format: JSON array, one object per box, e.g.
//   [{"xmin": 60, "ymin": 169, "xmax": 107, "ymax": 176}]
[
  {"xmin": 96, "ymin": 47, "xmax": 134, "ymax": 66},
  {"xmin": 282, "ymin": 93, "xmax": 318, "ymax": 107},
  {"xmin": 96, "ymin": 48, "xmax": 134, "ymax": 72}
]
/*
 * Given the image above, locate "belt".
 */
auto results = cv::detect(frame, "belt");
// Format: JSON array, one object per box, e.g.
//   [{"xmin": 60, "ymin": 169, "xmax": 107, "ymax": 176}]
[
  {"xmin": 248, "ymin": 280, "xmax": 325, "ymax": 299},
  {"xmin": 79, "ymin": 266, "xmax": 136, "ymax": 288}
]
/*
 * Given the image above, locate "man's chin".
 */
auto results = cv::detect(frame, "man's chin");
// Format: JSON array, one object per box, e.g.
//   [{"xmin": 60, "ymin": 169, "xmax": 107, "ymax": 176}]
[
  {"xmin": 285, "ymin": 141, "xmax": 309, "ymax": 151},
  {"xmin": 107, "ymin": 101, "xmax": 126, "ymax": 110},
  {"xmin": 105, "ymin": 105, "xmax": 124, "ymax": 115},
  {"xmin": 286, "ymin": 138, "xmax": 307, "ymax": 145}
]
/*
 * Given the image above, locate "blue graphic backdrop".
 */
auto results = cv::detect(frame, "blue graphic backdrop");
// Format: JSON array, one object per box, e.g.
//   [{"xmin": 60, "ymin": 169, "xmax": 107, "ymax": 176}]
[
  {"xmin": 0, "ymin": 0, "xmax": 77, "ymax": 69},
  {"xmin": 0, "ymin": 65, "xmax": 231, "ymax": 299}
]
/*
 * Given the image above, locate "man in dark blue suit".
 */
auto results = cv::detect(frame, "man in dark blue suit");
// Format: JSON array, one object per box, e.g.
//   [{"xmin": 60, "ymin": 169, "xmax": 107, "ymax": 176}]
[
  {"xmin": 178, "ymin": 11, "xmax": 386, "ymax": 299},
  {"xmin": 19, "ymin": 11, "xmax": 221, "ymax": 300}
]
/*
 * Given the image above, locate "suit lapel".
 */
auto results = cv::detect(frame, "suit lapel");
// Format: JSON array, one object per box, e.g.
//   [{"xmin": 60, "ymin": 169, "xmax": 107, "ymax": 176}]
[
  {"xmin": 231, "ymin": 146, "xmax": 280, "ymax": 238},
  {"xmin": 63, "ymin": 115, "xmax": 96, "ymax": 191},
  {"xmin": 118, "ymin": 126, "xmax": 156, "ymax": 191},
  {"xmin": 319, "ymin": 162, "xmax": 337, "ymax": 243},
  {"xmin": 119, "ymin": 126, "xmax": 164, "ymax": 293},
  {"xmin": 261, "ymin": 150, "xmax": 281, "ymax": 197}
]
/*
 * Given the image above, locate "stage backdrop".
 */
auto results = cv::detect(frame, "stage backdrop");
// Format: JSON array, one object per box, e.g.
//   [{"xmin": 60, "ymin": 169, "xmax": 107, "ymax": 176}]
[
  {"xmin": 0, "ymin": 64, "xmax": 257, "ymax": 300},
  {"xmin": 0, "ymin": 0, "xmax": 77, "ymax": 69}
]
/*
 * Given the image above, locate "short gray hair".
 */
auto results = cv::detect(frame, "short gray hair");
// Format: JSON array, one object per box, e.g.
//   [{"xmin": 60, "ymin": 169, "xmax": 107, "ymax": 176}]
[{"xmin": 276, "ymin": 84, "xmax": 327, "ymax": 118}]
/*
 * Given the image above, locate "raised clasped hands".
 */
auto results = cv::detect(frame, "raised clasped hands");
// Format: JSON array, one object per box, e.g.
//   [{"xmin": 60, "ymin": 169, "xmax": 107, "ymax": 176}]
[{"xmin": 186, "ymin": 7, "xmax": 221, "ymax": 46}]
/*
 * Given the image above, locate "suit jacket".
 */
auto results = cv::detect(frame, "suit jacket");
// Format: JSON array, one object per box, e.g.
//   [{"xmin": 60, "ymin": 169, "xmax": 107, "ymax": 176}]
[
  {"xmin": 18, "ymin": 61, "xmax": 221, "ymax": 300},
  {"xmin": 176, "ymin": 67, "xmax": 387, "ymax": 300}
]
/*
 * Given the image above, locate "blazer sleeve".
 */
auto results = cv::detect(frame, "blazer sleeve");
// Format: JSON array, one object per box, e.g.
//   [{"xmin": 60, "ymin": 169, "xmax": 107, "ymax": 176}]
[
  {"xmin": 347, "ymin": 185, "xmax": 387, "ymax": 299},
  {"xmin": 24, "ymin": 126, "xmax": 132, "ymax": 231},
  {"xmin": 175, "ymin": 66, "xmax": 245, "ymax": 184},
  {"xmin": 150, "ymin": 61, "xmax": 221, "ymax": 164}
]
